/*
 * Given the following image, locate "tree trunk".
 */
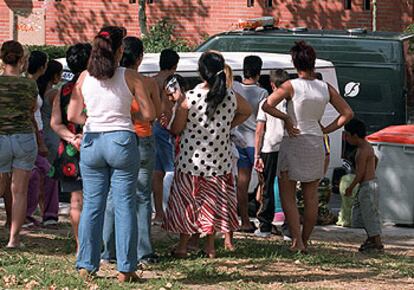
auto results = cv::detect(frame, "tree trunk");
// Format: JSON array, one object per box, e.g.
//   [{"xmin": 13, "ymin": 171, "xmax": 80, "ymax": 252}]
[{"xmin": 139, "ymin": 0, "xmax": 148, "ymax": 35}]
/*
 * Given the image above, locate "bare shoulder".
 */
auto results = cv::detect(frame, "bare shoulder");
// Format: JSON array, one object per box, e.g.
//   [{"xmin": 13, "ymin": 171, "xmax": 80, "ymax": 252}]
[
  {"xmin": 124, "ymin": 67, "xmax": 141, "ymax": 79},
  {"xmin": 143, "ymin": 76, "xmax": 159, "ymax": 94},
  {"xmin": 359, "ymin": 141, "xmax": 375, "ymax": 157}
]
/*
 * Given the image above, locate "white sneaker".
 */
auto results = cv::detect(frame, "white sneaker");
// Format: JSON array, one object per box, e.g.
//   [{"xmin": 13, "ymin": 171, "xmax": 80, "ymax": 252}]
[
  {"xmin": 254, "ymin": 229, "xmax": 271, "ymax": 238},
  {"xmin": 283, "ymin": 235, "xmax": 292, "ymax": 242}
]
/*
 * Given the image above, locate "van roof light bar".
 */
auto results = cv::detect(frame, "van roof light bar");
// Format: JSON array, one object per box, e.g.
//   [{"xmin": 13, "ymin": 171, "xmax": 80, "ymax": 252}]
[
  {"xmin": 347, "ymin": 28, "xmax": 368, "ymax": 34},
  {"xmin": 238, "ymin": 16, "xmax": 277, "ymax": 31},
  {"xmin": 288, "ymin": 27, "xmax": 308, "ymax": 33}
]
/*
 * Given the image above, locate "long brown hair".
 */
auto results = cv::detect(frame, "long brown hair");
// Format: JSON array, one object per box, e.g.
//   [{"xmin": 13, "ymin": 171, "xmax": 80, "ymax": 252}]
[{"xmin": 87, "ymin": 26, "xmax": 126, "ymax": 80}]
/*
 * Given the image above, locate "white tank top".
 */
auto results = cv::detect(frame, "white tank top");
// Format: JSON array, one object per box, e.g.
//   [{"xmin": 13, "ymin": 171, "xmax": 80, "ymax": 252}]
[
  {"xmin": 287, "ymin": 78, "xmax": 329, "ymax": 136},
  {"xmin": 81, "ymin": 67, "xmax": 135, "ymax": 133},
  {"xmin": 34, "ymin": 94, "xmax": 43, "ymax": 130}
]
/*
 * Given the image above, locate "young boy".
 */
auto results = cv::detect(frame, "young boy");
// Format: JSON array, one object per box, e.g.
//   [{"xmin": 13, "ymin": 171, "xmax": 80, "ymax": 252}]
[
  {"xmin": 344, "ymin": 118, "xmax": 383, "ymax": 252},
  {"xmin": 254, "ymin": 69, "xmax": 290, "ymax": 238}
]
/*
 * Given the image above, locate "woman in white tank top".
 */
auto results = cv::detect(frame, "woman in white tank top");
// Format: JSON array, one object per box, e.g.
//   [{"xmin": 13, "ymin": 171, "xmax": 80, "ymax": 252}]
[
  {"xmin": 67, "ymin": 26, "xmax": 155, "ymax": 282},
  {"xmin": 263, "ymin": 41, "xmax": 353, "ymax": 253}
]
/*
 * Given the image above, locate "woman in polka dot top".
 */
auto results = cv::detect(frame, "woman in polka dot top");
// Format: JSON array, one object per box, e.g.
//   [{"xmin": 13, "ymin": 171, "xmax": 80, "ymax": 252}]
[{"xmin": 162, "ymin": 51, "xmax": 252, "ymax": 258}]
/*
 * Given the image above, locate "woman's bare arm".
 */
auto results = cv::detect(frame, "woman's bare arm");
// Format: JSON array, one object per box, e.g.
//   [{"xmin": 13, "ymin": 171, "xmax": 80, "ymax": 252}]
[
  {"xmin": 67, "ymin": 72, "xmax": 87, "ymax": 125},
  {"xmin": 51, "ymin": 90, "xmax": 81, "ymax": 144},
  {"xmin": 322, "ymin": 84, "xmax": 354, "ymax": 134},
  {"xmin": 262, "ymin": 81, "xmax": 299, "ymax": 136},
  {"xmin": 231, "ymin": 92, "xmax": 252, "ymax": 128}
]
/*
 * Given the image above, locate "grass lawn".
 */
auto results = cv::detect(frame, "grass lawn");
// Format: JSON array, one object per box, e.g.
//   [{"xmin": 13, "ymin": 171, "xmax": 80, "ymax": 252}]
[{"xmin": 1, "ymin": 219, "xmax": 413, "ymax": 289}]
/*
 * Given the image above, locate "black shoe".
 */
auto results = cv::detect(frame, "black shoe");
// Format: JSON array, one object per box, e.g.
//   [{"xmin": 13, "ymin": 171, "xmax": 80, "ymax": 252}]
[
  {"xmin": 139, "ymin": 253, "xmax": 160, "ymax": 265},
  {"xmin": 359, "ymin": 241, "xmax": 384, "ymax": 253}
]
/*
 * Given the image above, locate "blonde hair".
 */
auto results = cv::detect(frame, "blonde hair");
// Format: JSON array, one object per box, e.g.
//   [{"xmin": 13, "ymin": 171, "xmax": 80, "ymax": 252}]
[{"xmin": 224, "ymin": 64, "xmax": 233, "ymax": 89}]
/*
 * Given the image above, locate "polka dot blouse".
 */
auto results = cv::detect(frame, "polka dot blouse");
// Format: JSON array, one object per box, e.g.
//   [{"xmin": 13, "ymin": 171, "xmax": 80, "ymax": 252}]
[{"xmin": 176, "ymin": 83, "xmax": 237, "ymax": 177}]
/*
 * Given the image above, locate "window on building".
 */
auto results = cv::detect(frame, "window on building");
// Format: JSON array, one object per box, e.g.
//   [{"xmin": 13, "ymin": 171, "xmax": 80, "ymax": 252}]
[
  {"xmin": 344, "ymin": 0, "xmax": 352, "ymax": 10},
  {"xmin": 265, "ymin": 0, "xmax": 272, "ymax": 8},
  {"xmin": 363, "ymin": 0, "xmax": 371, "ymax": 10},
  {"xmin": 247, "ymin": 0, "xmax": 254, "ymax": 7}
]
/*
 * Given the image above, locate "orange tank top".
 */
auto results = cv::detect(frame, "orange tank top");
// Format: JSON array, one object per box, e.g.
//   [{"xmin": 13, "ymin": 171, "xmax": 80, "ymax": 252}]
[{"xmin": 131, "ymin": 99, "xmax": 152, "ymax": 137}]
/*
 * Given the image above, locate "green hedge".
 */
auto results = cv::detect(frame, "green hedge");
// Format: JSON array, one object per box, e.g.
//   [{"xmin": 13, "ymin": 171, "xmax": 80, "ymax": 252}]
[
  {"xmin": 25, "ymin": 19, "xmax": 192, "ymax": 60},
  {"xmin": 28, "ymin": 45, "xmax": 69, "ymax": 59},
  {"xmin": 142, "ymin": 18, "xmax": 193, "ymax": 53}
]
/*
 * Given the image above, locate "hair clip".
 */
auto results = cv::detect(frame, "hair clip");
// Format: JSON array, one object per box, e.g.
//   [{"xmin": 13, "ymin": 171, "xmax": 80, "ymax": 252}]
[{"xmin": 99, "ymin": 31, "xmax": 110, "ymax": 38}]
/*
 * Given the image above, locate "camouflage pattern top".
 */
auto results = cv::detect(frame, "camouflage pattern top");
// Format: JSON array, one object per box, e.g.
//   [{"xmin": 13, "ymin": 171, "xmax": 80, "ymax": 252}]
[{"xmin": 0, "ymin": 76, "xmax": 38, "ymax": 135}]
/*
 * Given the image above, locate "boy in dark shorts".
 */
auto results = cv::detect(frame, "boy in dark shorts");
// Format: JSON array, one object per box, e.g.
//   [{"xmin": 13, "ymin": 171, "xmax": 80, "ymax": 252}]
[{"xmin": 344, "ymin": 118, "xmax": 383, "ymax": 252}]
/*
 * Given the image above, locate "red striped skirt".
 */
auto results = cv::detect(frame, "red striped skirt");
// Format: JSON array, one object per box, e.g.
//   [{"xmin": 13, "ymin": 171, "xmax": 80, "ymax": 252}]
[{"xmin": 162, "ymin": 170, "xmax": 239, "ymax": 235}]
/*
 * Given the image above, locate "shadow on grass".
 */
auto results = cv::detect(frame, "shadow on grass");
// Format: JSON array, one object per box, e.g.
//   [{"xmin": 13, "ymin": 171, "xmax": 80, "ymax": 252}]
[{"xmin": 152, "ymin": 237, "xmax": 414, "ymax": 286}]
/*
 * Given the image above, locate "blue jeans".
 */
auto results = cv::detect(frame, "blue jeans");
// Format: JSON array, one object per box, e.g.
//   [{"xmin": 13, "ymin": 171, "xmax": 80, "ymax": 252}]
[
  {"xmin": 102, "ymin": 135, "xmax": 155, "ymax": 261},
  {"xmin": 76, "ymin": 131, "xmax": 139, "ymax": 273}
]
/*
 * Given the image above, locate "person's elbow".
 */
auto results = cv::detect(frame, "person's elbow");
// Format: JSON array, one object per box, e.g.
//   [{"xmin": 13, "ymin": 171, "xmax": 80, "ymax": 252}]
[
  {"xmin": 50, "ymin": 118, "xmax": 58, "ymax": 132},
  {"xmin": 67, "ymin": 112, "xmax": 77, "ymax": 124},
  {"xmin": 261, "ymin": 101, "xmax": 270, "ymax": 114},
  {"xmin": 141, "ymin": 108, "xmax": 156, "ymax": 122},
  {"xmin": 343, "ymin": 107, "xmax": 354, "ymax": 122}
]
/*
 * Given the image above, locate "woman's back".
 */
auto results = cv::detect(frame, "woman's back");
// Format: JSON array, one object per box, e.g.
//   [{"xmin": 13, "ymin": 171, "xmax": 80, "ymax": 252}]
[
  {"xmin": 177, "ymin": 83, "xmax": 236, "ymax": 177},
  {"xmin": 0, "ymin": 76, "xmax": 38, "ymax": 135},
  {"xmin": 288, "ymin": 78, "xmax": 329, "ymax": 136},
  {"xmin": 81, "ymin": 67, "xmax": 134, "ymax": 133}
]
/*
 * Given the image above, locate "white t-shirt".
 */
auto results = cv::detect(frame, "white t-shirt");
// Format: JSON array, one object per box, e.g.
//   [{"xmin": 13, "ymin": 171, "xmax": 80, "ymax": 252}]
[
  {"xmin": 34, "ymin": 94, "xmax": 43, "ymax": 130},
  {"xmin": 256, "ymin": 99, "xmax": 285, "ymax": 153},
  {"xmin": 176, "ymin": 84, "xmax": 237, "ymax": 177},
  {"xmin": 233, "ymin": 81, "xmax": 268, "ymax": 147}
]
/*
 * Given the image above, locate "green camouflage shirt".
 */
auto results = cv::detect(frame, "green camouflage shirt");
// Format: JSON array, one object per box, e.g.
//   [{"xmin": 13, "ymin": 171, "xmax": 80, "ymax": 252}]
[{"xmin": 0, "ymin": 76, "xmax": 38, "ymax": 135}]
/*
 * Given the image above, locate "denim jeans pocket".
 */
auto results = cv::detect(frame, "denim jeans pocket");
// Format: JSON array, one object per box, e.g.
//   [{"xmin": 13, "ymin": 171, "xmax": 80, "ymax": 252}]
[
  {"xmin": 81, "ymin": 135, "xmax": 94, "ymax": 149},
  {"xmin": 17, "ymin": 134, "xmax": 37, "ymax": 153},
  {"xmin": 112, "ymin": 135, "xmax": 133, "ymax": 147}
]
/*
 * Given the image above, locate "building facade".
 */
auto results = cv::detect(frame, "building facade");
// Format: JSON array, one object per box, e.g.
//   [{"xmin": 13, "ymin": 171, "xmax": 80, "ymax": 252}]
[{"xmin": 1, "ymin": 0, "xmax": 413, "ymax": 46}]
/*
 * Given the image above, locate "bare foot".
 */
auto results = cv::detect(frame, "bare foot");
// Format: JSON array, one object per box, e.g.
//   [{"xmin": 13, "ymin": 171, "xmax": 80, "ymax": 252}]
[
  {"xmin": 152, "ymin": 214, "xmax": 164, "ymax": 226},
  {"xmin": 224, "ymin": 243, "xmax": 235, "ymax": 252},
  {"xmin": 203, "ymin": 249, "xmax": 216, "ymax": 259}
]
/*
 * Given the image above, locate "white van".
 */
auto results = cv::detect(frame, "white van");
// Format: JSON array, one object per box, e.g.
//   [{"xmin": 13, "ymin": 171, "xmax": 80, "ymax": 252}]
[{"xmin": 57, "ymin": 51, "xmax": 342, "ymax": 181}]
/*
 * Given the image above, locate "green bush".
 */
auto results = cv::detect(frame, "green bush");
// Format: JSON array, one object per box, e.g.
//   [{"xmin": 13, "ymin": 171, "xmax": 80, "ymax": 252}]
[
  {"xmin": 142, "ymin": 18, "xmax": 193, "ymax": 53},
  {"xmin": 28, "ymin": 45, "xmax": 69, "ymax": 59},
  {"xmin": 22, "ymin": 18, "xmax": 191, "ymax": 59},
  {"xmin": 405, "ymin": 24, "xmax": 414, "ymax": 34}
]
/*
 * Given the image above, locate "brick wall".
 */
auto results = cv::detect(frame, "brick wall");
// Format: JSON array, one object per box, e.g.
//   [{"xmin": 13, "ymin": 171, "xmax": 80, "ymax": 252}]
[{"xmin": 0, "ymin": 0, "xmax": 412, "ymax": 46}]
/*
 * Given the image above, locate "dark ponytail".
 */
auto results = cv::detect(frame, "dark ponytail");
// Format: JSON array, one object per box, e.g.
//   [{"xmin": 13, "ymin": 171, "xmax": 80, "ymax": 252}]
[
  {"xmin": 198, "ymin": 51, "xmax": 227, "ymax": 118},
  {"xmin": 120, "ymin": 36, "xmax": 143, "ymax": 68},
  {"xmin": 87, "ymin": 26, "xmax": 126, "ymax": 80},
  {"xmin": 37, "ymin": 60, "xmax": 63, "ymax": 98}
]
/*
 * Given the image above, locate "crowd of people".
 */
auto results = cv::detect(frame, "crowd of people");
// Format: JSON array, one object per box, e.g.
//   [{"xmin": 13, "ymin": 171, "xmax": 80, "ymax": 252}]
[{"xmin": 1, "ymin": 24, "xmax": 387, "ymax": 283}]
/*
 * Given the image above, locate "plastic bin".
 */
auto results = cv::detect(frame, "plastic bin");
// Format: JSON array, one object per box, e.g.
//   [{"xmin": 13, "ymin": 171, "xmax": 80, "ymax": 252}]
[{"xmin": 367, "ymin": 125, "xmax": 414, "ymax": 225}]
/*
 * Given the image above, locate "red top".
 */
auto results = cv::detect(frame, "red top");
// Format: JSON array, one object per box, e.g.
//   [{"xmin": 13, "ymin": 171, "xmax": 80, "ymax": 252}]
[{"xmin": 367, "ymin": 125, "xmax": 414, "ymax": 145}]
